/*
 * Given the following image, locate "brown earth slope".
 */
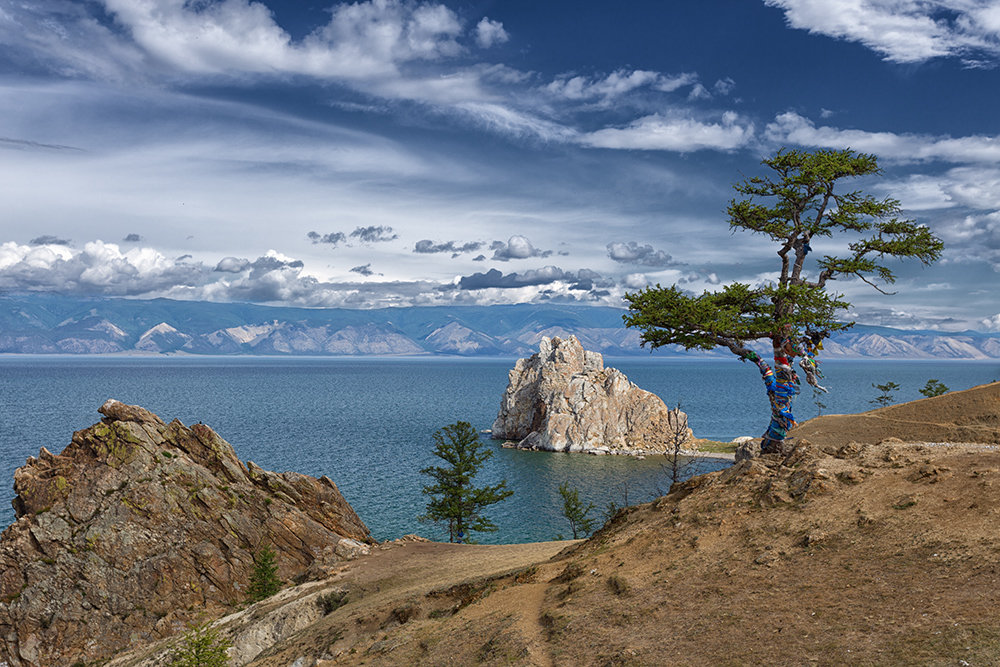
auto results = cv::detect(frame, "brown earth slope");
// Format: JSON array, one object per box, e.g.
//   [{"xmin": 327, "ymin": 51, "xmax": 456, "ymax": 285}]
[
  {"xmin": 113, "ymin": 383, "xmax": 1000, "ymax": 666},
  {"xmin": 791, "ymin": 380, "xmax": 1000, "ymax": 447}
]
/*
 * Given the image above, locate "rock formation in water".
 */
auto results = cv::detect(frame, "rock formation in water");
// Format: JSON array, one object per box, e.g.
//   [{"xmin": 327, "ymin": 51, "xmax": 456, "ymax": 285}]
[
  {"xmin": 0, "ymin": 399, "xmax": 373, "ymax": 667},
  {"xmin": 492, "ymin": 336, "xmax": 693, "ymax": 454}
]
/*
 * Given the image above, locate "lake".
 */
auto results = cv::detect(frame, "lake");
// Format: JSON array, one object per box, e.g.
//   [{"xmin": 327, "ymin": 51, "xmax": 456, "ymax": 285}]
[{"xmin": 1, "ymin": 355, "xmax": 997, "ymax": 543}]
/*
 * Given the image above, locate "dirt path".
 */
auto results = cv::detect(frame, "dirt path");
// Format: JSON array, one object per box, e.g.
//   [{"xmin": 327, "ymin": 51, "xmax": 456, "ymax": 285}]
[{"xmin": 340, "ymin": 539, "xmax": 576, "ymax": 601}]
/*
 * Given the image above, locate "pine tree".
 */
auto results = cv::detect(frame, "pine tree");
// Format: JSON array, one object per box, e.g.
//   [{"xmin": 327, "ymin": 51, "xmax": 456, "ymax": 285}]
[
  {"xmin": 419, "ymin": 421, "xmax": 513, "ymax": 543},
  {"xmin": 246, "ymin": 544, "xmax": 281, "ymax": 602},
  {"xmin": 919, "ymin": 379, "xmax": 949, "ymax": 397},
  {"xmin": 624, "ymin": 149, "xmax": 942, "ymax": 446},
  {"xmin": 557, "ymin": 482, "xmax": 596, "ymax": 539},
  {"xmin": 871, "ymin": 381, "xmax": 901, "ymax": 407}
]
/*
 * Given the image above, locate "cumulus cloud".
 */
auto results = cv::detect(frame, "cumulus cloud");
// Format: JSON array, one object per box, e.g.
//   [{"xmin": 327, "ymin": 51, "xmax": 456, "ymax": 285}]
[
  {"xmin": 0, "ymin": 240, "xmax": 208, "ymax": 295},
  {"xmin": 308, "ymin": 231, "xmax": 347, "ymax": 246},
  {"xmin": 937, "ymin": 210, "xmax": 1000, "ymax": 269},
  {"xmin": 765, "ymin": 0, "xmax": 1000, "ymax": 65},
  {"xmin": 29, "ymin": 235, "xmax": 71, "ymax": 246},
  {"xmin": 414, "ymin": 239, "xmax": 484, "ymax": 254},
  {"xmin": 350, "ymin": 225, "xmax": 398, "ymax": 243},
  {"xmin": 490, "ymin": 235, "xmax": 552, "ymax": 261},
  {"xmin": 475, "ymin": 17, "xmax": 509, "ymax": 48},
  {"xmin": 215, "ymin": 256, "xmax": 249, "ymax": 273},
  {"xmin": 350, "ymin": 263, "xmax": 376, "ymax": 276},
  {"xmin": 982, "ymin": 313, "xmax": 1000, "ymax": 331},
  {"xmin": 606, "ymin": 241, "xmax": 678, "ymax": 267},
  {"xmin": 766, "ymin": 111, "xmax": 1000, "ymax": 163},
  {"xmin": 623, "ymin": 273, "xmax": 652, "ymax": 290},
  {"xmin": 580, "ymin": 111, "xmax": 755, "ymax": 152},
  {"xmin": 123, "ymin": 233, "xmax": 142, "ymax": 242},
  {"xmin": 458, "ymin": 266, "xmax": 583, "ymax": 289}
]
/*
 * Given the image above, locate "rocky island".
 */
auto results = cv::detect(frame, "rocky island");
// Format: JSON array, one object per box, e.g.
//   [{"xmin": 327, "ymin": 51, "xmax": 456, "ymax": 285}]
[
  {"xmin": 492, "ymin": 335, "xmax": 693, "ymax": 454},
  {"xmin": 0, "ymin": 400, "xmax": 373, "ymax": 667}
]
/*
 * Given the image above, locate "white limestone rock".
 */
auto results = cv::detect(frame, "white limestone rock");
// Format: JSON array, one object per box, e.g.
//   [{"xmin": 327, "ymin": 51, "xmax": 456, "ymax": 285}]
[{"xmin": 492, "ymin": 336, "xmax": 693, "ymax": 454}]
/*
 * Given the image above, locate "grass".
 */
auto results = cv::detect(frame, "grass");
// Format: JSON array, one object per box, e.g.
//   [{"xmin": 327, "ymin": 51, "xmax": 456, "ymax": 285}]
[{"xmin": 694, "ymin": 439, "xmax": 738, "ymax": 454}]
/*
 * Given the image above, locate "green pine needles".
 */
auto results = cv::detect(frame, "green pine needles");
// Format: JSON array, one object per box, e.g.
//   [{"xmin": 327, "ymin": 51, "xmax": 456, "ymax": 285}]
[
  {"xmin": 169, "ymin": 622, "xmax": 231, "ymax": 667},
  {"xmin": 419, "ymin": 421, "xmax": 513, "ymax": 543},
  {"xmin": 624, "ymin": 148, "xmax": 943, "ymax": 357},
  {"xmin": 557, "ymin": 482, "xmax": 597, "ymax": 539},
  {"xmin": 246, "ymin": 544, "xmax": 282, "ymax": 603}
]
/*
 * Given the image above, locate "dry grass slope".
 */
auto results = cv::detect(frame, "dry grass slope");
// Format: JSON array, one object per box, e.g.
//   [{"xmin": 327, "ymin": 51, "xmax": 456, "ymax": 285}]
[{"xmin": 115, "ymin": 382, "xmax": 1000, "ymax": 666}]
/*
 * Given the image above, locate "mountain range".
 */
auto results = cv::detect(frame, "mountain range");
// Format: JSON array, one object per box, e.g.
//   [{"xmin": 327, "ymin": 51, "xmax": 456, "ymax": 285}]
[{"xmin": 2, "ymin": 293, "xmax": 999, "ymax": 359}]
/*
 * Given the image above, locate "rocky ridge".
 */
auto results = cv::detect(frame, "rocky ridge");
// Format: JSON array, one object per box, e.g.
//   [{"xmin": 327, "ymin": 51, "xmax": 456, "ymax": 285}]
[
  {"xmin": 492, "ymin": 336, "xmax": 693, "ymax": 454},
  {"xmin": 0, "ymin": 400, "xmax": 373, "ymax": 667}
]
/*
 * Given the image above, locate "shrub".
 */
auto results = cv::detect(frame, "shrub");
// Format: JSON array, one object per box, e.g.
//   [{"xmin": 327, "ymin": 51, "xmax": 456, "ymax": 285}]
[{"xmin": 169, "ymin": 622, "xmax": 231, "ymax": 667}]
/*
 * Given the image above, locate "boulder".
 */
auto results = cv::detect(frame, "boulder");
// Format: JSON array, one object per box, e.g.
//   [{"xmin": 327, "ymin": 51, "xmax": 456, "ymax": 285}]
[
  {"xmin": 0, "ymin": 400, "xmax": 374, "ymax": 667},
  {"xmin": 735, "ymin": 438, "xmax": 762, "ymax": 462},
  {"xmin": 492, "ymin": 336, "xmax": 693, "ymax": 454}
]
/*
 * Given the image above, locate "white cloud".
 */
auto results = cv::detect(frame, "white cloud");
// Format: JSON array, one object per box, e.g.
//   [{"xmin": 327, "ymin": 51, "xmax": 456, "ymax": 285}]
[
  {"xmin": 687, "ymin": 83, "xmax": 711, "ymax": 101},
  {"xmin": 0, "ymin": 240, "xmax": 207, "ymax": 294},
  {"xmin": 606, "ymin": 241, "xmax": 677, "ymax": 267},
  {"xmin": 623, "ymin": 273, "xmax": 652, "ymax": 289},
  {"xmin": 713, "ymin": 77, "xmax": 736, "ymax": 95},
  {"xmin": 475, "ymin": 17, "xmax": 508, "ymax": 48},
  {"xmin": 491, "ymin": 235, "xmax": 552, "ymax": 261},
  {"xmin": 546, "ymin": 69, "xmax": 664, "ymax": 101},
  {"xmin": 766, "ymin": 111, "xmax": 1000, "ymax": 163},
  {"xmin": 451, "ymin": 102, "xmax": 577, "ymax": 142},
  {"xmin": 581, "ymin": 112, "xmax": 755, "ymax": 152},
  {"xmin": 982, "ymin": 313, "xmax": 1000, "ymax": 331},
  {"xmin": 765, "ymin": 0, "xmax": 1000, "ymax": 65},
  {"xmin": 101, "ymin": 0, "xmax": 465, "ymax": 79},
  {"xmin": 653, "ymin": 72, "xmax": 700, "ymax": 93}
]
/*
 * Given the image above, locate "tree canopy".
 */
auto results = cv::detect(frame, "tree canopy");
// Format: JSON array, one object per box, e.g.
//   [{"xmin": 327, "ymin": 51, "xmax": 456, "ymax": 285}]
[
  {"xmin": 420, "ymin": 421, "xmax": 513, "ymax": 543},
  {"xmin": 624, "ymin": 149, "xmax": 943, "ymax": 356}
]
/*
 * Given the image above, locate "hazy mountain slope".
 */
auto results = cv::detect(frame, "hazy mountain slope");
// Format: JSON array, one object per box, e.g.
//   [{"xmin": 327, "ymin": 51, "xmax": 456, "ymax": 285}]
[{"xmin": 1, "ymin": 294, "xmax": 998, "ymax": 358}]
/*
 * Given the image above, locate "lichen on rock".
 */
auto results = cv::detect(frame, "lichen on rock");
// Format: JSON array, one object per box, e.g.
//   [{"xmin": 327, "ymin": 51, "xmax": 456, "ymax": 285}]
[
  {"xmin": 0, "ymin": 400, "xmax": 374, "ymax": 667},
  {"xmin": 492, "ymin": 336, "xmax": 693, "ymax": 454}
]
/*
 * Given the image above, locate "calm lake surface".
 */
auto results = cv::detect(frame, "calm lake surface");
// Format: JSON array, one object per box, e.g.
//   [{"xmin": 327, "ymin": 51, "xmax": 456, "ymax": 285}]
[{"xmin": 1, "ymin": 356, "xmax": 997, "ymax": 543}]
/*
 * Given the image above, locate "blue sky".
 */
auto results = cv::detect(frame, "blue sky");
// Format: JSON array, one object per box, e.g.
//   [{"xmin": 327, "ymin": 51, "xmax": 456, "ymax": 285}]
[{"xmin": 1, "ymin": 0, "xmax": 999, "ymax": 330}]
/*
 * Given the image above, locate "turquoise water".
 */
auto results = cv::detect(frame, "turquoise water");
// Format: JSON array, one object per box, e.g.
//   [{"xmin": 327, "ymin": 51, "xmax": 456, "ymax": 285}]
[{"xmin": 1, "ymin": 356, "xmax": 997, "ymax": 543}]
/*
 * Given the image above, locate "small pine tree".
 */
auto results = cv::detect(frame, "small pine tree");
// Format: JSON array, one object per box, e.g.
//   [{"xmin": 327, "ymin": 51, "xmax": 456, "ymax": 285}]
[
  {"xmin": 246, "ymin": 544, "xmax": 282, "ymax": 602},
  {"xmin": 169, "ymin": 622, "xmax": 231, "ymax": 667},
  {"xmin": 871, "ymin": 381, "xmax": 901, "ymax": 407},
  {"xmin": 558, "ymin": 482, "xmax": 597, "ymax": 539},
  {"xmin": 919, "ymin": 379, "xmax": 949, "ymax": 398},
  {"xmin": 419, "ymin": 421, "xmax": 513, "ymax": 543}
]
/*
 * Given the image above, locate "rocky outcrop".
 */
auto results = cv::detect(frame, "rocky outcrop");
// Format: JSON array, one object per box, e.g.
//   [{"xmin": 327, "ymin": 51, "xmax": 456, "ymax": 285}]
[
  {"xmin": 0, "ymin": 400, "xmax": 374, "ymax": 667},
  {"xmin": 492, "ymin": 336, "xmax": 693, "ymax": 454}
]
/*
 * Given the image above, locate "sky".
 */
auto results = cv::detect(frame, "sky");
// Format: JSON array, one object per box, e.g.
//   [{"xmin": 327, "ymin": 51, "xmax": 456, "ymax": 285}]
[{"xmin": 1, "ymin": 0, "xmax": 999, "ymax": 331}]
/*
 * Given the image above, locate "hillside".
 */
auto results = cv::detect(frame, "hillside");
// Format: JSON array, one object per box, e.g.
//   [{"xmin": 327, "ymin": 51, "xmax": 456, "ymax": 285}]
[
  {"xmin": 2, "ymin": 293, "xmax": 1000, "ymax": 358},
  {"xmin": 109, "ymin": 383, "xmax": 1000, "ymax": 666}
]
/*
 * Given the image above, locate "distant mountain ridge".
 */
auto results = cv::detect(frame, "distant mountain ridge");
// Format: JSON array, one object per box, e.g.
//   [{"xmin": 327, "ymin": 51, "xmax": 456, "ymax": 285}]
[{"xmin": 2, "ymin": 293, "xmax": 999, "ymax": 359}]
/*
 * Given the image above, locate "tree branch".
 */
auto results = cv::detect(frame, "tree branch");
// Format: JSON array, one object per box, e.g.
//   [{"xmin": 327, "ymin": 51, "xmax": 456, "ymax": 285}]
[{"xmin": 854, "ymin": 272, "xmax": 896, "ymax": 295}]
